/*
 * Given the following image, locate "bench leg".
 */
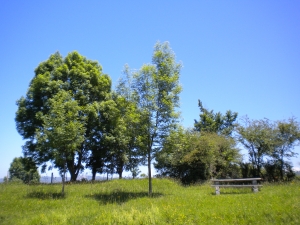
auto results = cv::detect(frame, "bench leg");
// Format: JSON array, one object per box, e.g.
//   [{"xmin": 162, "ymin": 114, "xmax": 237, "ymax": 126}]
[
  {"xmin": 252, "ymin": 180, "xmax": 258, "ymax": 193},
  {"xmin": 215, "ymin": 182, "xmax": 220, "ymax": 195},
  {"xmin": 215, "ymin": 186, "xmax": 220, "ymax": 195}
]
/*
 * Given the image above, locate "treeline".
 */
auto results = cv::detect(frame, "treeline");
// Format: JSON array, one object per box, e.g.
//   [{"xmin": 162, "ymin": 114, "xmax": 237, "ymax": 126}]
[
  {"xmin": 15, "ymin": 42, "xmax": 181, "ymax": 195},
  {"xmin": 156, "ymin": 100, "xmax": 300, "ymax": 183},
  {"xmin": 14, "ymin": 42, "xmax": 300, "ymax": 194}
]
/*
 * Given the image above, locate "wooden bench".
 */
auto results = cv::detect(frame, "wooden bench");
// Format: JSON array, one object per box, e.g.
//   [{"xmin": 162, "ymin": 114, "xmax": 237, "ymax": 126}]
[{"xmin": 211, "ymin": 178, "xmax": 262, "ymax": 195}]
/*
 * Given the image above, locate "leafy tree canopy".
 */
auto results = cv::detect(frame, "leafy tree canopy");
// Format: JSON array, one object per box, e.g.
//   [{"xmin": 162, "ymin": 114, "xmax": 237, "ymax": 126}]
[
  {"xmin": 194, "ymin": 100, "xmax": 238, "ymax": 136},
  {"xmin": 15, "ymin": 51, "xmax": 112, "ymax": 181},
  {"xmin": 9, "ymin": 157, "xmax": 40, "ymax": 183},
  {"xmin": 155, "ymin": 127, "xmax": 241, "ymax": 183},
  {"xmin": 129, "ymin": 41, "xmax": 182, "ymax": 195},
  {"xmin": 237, "ymin": 117, "xmax": 300, "ymax": 179}
]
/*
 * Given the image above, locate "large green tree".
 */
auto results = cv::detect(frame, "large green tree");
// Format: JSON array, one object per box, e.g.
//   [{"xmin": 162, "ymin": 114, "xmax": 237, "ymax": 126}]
[
  {"xmin": 272, "ymin": 118, "xmax": 300, "ymax": 180},
  {"xmin": 130, "ymin": 42, "xmax": 182, "ymax": 195},
  {"xmin": 98, "ymin": 95, "xmax": 128, "ymax": 179},
  {"xmin": 16, "ymin": 52, "xmax": 111, "ymax": 181},
  {"xmin": 155, "ymin": 127, "xmax": 241, "ymax": 183},
  {"xmin": 9, "ymin": 157, "xmax": 40, "ymax": 183},
  {"xmin": 237, "ymin": 117, "xmax": 300, "ymax": 179},
  {"xmin": 237, "ymin": 117, "xmax": 276, "ymax": 177},
  {"xmin": 36, "ymin": 90, "xmax": 86, "ymax": 193}
]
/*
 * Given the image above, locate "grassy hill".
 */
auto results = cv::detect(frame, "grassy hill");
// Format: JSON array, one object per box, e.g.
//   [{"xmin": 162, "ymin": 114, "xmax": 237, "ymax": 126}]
[{"xmin": 0, "ymin": 178, "xmax": 299, "ymax": 224}]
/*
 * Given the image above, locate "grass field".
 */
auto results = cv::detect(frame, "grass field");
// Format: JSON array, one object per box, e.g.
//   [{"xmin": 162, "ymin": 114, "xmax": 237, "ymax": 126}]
[{"xmin": 0, "ymin": 178, "xmax": 299, "ymax": 224}]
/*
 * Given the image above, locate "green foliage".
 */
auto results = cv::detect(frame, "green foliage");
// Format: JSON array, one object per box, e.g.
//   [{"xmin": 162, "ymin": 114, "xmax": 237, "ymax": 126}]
[
  {"xmin": 194, "ymin": 100, "xmax": 238, "ymax": 136},
  {"xmin": 272, "ymin": 118, "xmax": 300, "ymax": 180},
  {"xmin": 263, "ymin": 160, "xmax": 296, "ymax": 181},
  {"xmin": 36, "ymin": 90, "xmax": 87, "ymax": 193},
  {"xmin": 115, "ymin": 67, "xmax": 147, "ymax": 179},
  {"xmin": 115, "ymin": 93, "xmax": 139, "ymax": 175},
  {"xmin": 237, "ymin": 117, "xmax": 300, "ymax": 180},
  {"xmin": 15, "ymin": 51, "xmax": 112, "ymax": 181},
  {"xmin": 237, "ymin": 118, "xmax": 300, "ymax": 181},
  {"xmin": 237, "ymin": 117, "xmax": 275, "ymax": 177},
  {"xmin": 1, "ymin": 179, "xmax": 299, "ymax": 224},
  {"xmin": 126, "ymin": 41, "xmax": 182, "ymax": 194},
  {"xmin": 155, "ymin": 128, "xmax": 241, "ymax": 183},
  {"xmin": 8, "ymin": 157, "xmax": 40, "ymax": 183},
  {"xmin": 156, "ymin": 99, "xmax": 240, "ymax": 183},
  {"xmin": 36, "ymin": 90, "xmax": 86, "ymax": 168},
  {"xmin": 239, "ymin": 162, "xmax": 255, "ymax": 178}
]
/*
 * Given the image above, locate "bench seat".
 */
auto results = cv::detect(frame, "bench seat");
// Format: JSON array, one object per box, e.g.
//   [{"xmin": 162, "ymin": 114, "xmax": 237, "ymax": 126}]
[
  {"xmin": 211, "ymin": 185, "xmax": 263, "ymax": 187},
  {"xmin": 211, "ymin": 178, "xmax": 262, "ymax": 195}
]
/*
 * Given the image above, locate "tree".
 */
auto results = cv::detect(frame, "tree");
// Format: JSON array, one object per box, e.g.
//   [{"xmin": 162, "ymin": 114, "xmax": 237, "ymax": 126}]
[
  {"xmin": 16, "ymin": 51, "xmax": 112, "ymax": 181},
  {"xmin": 8, "ymin": 157, "xmax": 40, "ymax": 183},
  {"xmin": 85, "ymin": 92, "xmax": 132, "ymax": 180},
  {"xmin": 84, "ymin": 99, "xmax": 116, "ymax": 180},
  {"xmin": 115, "ymin": 68, "xmax": 144, "ymax": 179},
  {"xmin": 155, "ymin": 128, "xmax": 241, "ymax": 183},
  {"xmin": 237, "ymin": 117, "xmax": 276, "ymax": 177},
  {"xmin": 131, "ymin": 42, "xmax": 182, "ymax": 195},
  {"xmin": 238, "ymin": 117, "xmax": 300, "ymax": 179},
  {"xmin": 98, "ymin": 96, "xmax": 128, "ymax": 179},
  {"xmin": 194, "ymin": 100, "xmax": 238, "ymax": 136},
  {"xmin": 36, "ymin": 90, "xmax": 86, "ymax": 193},
  {"xmin": 272, "ymin": 118, "xmax": 300, "ymax": 180},
  {"xmin": 155, "ymin": 126, "xmax": 189, "ymax": 179}
]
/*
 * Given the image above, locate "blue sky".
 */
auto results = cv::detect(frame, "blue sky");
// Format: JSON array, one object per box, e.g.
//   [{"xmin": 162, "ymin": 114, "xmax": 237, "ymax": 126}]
[{"xmin": 1, "ymin": 1, "xmax": 299, "ymax": 178}]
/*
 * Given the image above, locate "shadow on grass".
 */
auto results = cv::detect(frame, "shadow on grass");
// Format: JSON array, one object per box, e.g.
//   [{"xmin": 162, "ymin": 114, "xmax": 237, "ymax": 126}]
[
  {"xmin": 86, "ymin": 191, "xmax": 163, "ymax": 204},
  {"xmin": 0, "ymin": 215, "xmax": 5, "ymax": 223},
  {"xmin": 26, "ymin": 191, "xmax": 66, "ymax": 200}
]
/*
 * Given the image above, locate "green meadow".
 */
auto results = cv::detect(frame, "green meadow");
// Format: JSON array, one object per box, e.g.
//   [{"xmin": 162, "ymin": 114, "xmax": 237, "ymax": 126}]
[{"xmin": 0, "ymin": 178, "xmax": 299, "ymax": 225}]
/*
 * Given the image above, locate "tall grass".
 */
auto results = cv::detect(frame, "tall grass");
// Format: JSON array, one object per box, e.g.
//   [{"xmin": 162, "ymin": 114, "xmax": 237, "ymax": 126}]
[{"xmin": 0, "ymin": 178, "xmax": 299, "ymax": 224}]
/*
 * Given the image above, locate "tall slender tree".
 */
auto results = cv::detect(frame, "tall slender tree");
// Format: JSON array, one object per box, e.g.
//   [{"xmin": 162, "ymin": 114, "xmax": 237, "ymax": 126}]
[{"xmin": 131, "ymin": 42, "xmax": 182, "ymax": 195}]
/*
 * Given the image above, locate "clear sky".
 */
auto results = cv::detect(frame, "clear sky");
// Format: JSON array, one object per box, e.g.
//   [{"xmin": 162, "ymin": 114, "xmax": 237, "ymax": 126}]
[{"xmin": 1, "ymin": 1, "xmax": 299, "ymax": 178}]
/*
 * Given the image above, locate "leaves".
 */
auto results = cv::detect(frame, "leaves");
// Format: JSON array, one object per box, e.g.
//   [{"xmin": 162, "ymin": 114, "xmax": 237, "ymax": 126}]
[
  {"xmin": 194, "ymin": 100, "xmax": 238, "ymax": 136},
  {"xmin": 155, "ymin": 128, "xmax": 241, "ymax": 183},
  {"xmin": 237, "ymin": 116, "xmax": 300, "ymax": 179},
  {"xmin": 16, "ymin": 51, "xmax": 112, "ymax": 181},
  {"xmin": 8, "ymin": 157, "xmax": 40, "ymax": 183}
]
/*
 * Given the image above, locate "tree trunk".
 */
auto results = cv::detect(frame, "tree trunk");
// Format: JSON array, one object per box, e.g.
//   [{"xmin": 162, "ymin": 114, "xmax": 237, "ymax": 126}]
[
  {"xmin": 67, "ymin": 165, "xmax": 78, "ymax": 181},
  {"xmin": 62, "ymin": 174, "xmax": 65, "ymax": 194},
  {"xmin": 66, "ymin": 151, "xmax": 83, "ymax": 182},
  {"xmin": 280, "ymin": 153, "xmax": 284, "ymax": 180},
  {"xmin": 117, "ymin": 160, "xmax": 124, "ymax": 179},
  {"xmin": 62, "ymin": 163, "xmax": 66, "ymax": 195},
  {"xmin": 148, "ymin": 148, "xmax": 152, "ymax": 196},
  {"xmin": 92, "ymin": 169, "xmax": 96, "ymax": 181},
  {"xmin": 69, "ymin": 172, "xmax": 77, "ymax": 181},
  {"xmin": 67, "ymin": 161, "xmax": 80, "ymax": 181}
]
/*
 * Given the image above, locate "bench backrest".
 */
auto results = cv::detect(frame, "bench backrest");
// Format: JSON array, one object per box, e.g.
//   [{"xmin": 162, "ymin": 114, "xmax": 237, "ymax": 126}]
[{"xmin": 211, "ymin": 178, "xmax": 262, "ymax": 182}]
